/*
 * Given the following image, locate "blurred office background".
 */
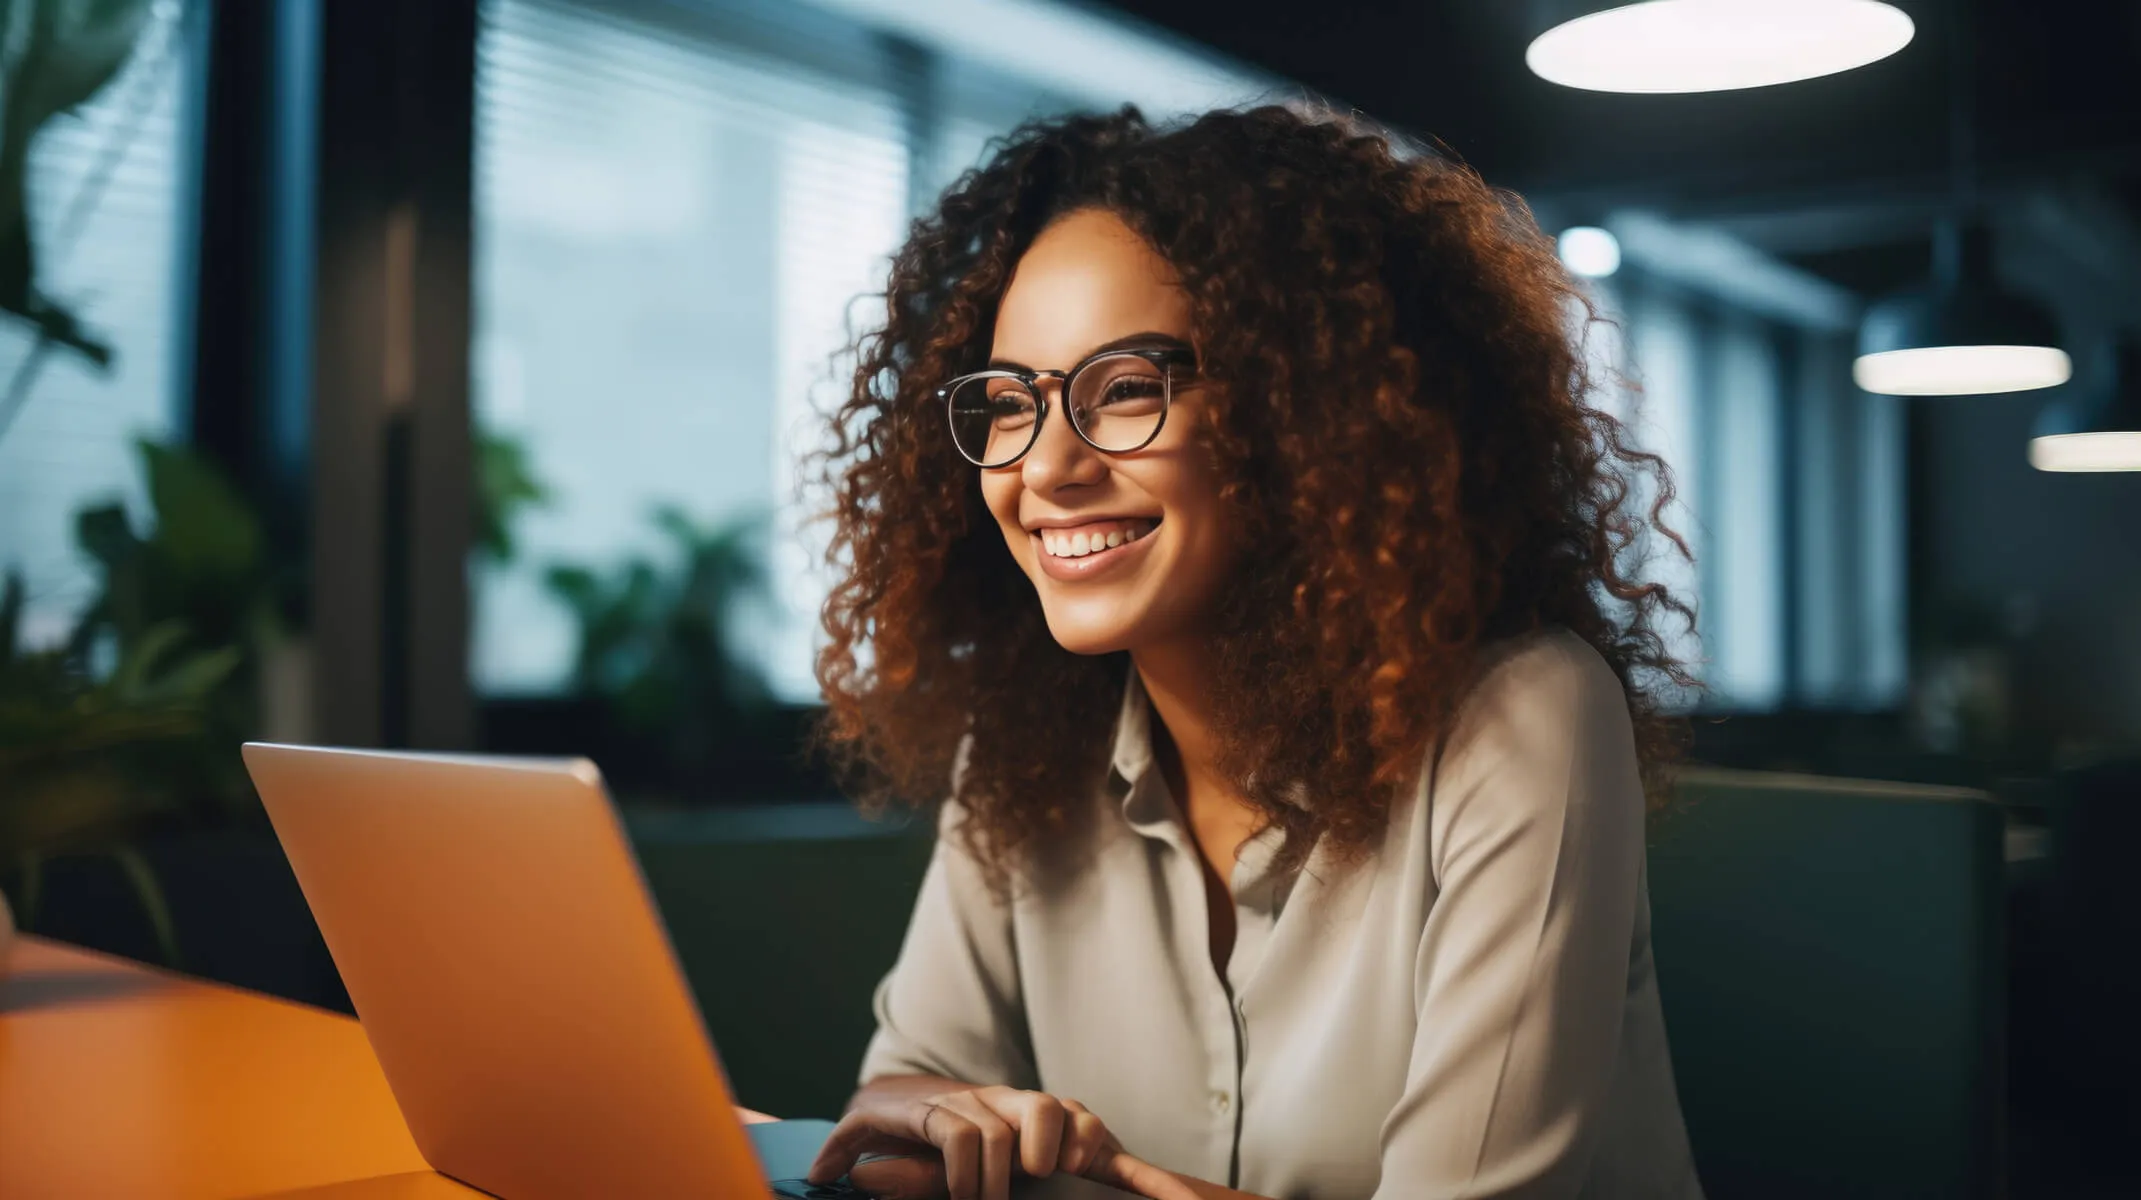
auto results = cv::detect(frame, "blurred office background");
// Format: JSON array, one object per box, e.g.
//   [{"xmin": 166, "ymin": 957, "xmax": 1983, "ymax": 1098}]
[{"xmin": 2, "ymin": 0, "xmax": 2137, "ymax": 1195}]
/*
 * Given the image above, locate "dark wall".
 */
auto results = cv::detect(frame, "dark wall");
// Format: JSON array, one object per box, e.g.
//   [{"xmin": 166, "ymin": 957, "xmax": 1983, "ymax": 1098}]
[{"xmin": 1915, "ymin": 392, "xmax": 2141, "ymax": 748}]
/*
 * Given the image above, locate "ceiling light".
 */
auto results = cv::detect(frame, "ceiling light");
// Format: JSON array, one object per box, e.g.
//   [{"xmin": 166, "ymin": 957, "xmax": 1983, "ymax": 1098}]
[
  {"xmin": 2030, "ymin": 339, "xmax": 2141, "ymax": 472},
  {"xmin": 1526, "ymin": 0, "xmax": 1915, "ymax": 94},
  {"xmin": 1558, "ymin": 226, "xmax": 1621, "ymax": 277},
  {"xmin": 1855, "ymin": 346, "xmax": 2071, "ymax": 396},
  {"xmin": 1854, "ymin": 221, "xmax": 2069, "ymax": 396}
]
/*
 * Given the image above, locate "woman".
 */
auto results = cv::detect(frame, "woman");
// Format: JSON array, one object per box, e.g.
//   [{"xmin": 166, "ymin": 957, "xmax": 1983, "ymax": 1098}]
[{"xmin": 803, "ymin": 105, "xmax": 1705, "ymax": 1200}]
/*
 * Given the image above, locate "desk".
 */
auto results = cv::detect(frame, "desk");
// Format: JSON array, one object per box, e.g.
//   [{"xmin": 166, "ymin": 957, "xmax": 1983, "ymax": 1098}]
[
  {"xmin": 0, "ymin": 937, "xmax": 1133, "ymax": 1200},
  {"xmin": 0, "ymin": 935, "xmax": 458, "ymax": 1198},
  {"xmin": 0, "ymin": 937, "xmax": 784, "ymax": 1200}
]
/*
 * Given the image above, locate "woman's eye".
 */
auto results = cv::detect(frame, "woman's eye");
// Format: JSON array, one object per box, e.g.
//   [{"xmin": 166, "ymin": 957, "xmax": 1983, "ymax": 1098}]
[
  {"xmin": 1099, "ymin": 378, "xmax": 1164, "ymax": 407},
  {"xmin": 988, "ymin": 397, "xmax": 1035, "ymax": 426}
]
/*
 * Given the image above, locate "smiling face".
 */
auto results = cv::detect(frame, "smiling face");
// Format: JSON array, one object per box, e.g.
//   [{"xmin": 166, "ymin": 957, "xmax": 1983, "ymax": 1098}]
[{"xmin": 978, "ymin": 207, "xmax": 1236, "ymax": 657}]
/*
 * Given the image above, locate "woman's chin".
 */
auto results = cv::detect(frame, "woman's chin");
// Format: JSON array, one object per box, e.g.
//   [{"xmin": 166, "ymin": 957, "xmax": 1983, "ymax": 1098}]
[{"xmin": 1040, "ymin": 613, "xmax": 1140, "ymax": 657}]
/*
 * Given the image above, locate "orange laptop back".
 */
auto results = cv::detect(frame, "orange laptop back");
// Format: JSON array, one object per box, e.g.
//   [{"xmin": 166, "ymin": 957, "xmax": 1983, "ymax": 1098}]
[{"xmin": 242, "ymin": 744, "xmax": 771, "ymax": 1200}]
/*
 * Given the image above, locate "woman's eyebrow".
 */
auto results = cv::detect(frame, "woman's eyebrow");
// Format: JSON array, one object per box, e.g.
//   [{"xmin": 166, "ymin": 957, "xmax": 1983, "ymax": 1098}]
[{"xmin": 987, "ymin": 331, "xmax": 1191, "ymax": 372}]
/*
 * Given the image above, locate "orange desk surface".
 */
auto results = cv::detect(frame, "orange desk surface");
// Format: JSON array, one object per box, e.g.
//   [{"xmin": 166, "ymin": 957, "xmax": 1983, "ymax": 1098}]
[{"xmin": 0, "ymin": 937, "xmax": 775, "ymax": 1200}]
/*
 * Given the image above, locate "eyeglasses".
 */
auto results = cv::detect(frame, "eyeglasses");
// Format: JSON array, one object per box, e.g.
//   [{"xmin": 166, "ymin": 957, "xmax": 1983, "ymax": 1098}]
[{"xmin": 939, "ymin": 346, "xmax": 1195, "ymax": 468}]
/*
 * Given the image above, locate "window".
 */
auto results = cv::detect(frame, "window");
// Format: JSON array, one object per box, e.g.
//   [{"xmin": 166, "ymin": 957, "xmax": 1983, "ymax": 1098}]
[
  {"xmin": 0, "ymin": 2, "xmax": 194, "ymax": 649},
  {"xmin": 1586, "ymin": 271, "xmax": 1906, "ymax": 712},
  {"xmin": 471, "ymin": 0, "xmax": 909, "ymax": 698},
  {"xmin": 471, "ymin": 0, "xmax": 1900, "ymax": 719},
  {"xmin": 469, "ymin": 0, "xmax": 1270, "ymax": 703}
]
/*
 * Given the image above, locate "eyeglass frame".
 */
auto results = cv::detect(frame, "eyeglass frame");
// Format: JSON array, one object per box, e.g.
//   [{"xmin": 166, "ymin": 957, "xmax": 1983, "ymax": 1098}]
[{"xmin": 936, "ymin": 345, "xmax": 1197, "ymax": 468}]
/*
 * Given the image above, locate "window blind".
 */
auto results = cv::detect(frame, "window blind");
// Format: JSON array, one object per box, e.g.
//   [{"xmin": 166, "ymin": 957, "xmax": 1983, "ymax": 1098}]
[
  {"xmin": 471, "ymin": 0, "xmax": 908, "ymax": 697},
  {"xmin": 0, "ymin": 6, "xmax": 191, "ymax": 648}
]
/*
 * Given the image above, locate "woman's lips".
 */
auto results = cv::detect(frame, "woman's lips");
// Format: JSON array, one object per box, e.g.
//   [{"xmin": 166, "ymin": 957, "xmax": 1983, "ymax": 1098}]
[{"xmin": 1032, "ymin": 521, "xmax": 1158, "ymax": 581}]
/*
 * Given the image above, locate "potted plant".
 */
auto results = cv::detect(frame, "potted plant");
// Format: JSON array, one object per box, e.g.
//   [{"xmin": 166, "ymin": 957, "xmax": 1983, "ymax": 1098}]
[{"xmin": 0, "ymin": 570, "xmax": 238, "ymax": 965}]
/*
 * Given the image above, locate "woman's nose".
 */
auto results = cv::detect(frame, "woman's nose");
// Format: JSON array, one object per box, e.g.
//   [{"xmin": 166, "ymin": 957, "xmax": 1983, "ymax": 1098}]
[{"xmin": 1020, "ymin": 389, "xmax": 1106, "ymax": 491}]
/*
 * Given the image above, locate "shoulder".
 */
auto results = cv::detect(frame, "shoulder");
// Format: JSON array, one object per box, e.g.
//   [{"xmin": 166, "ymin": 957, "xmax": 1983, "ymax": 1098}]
[
  {"xmin": 1447, "ymin": 625, "xmax": 1631, "ymax": 749},
  {"xmin": 1414, "ymin": 626, "xmax": 1643, "ymax": 873}
]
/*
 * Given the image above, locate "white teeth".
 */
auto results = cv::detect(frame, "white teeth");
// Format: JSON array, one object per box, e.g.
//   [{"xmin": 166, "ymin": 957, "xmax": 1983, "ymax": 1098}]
[{"xmin": 1039, "ymin": 520, "xmax": 1156, "ymax": 558}]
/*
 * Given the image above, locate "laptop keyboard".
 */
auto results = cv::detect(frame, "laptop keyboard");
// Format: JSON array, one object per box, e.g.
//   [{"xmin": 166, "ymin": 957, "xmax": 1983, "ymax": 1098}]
[{"xmin": 769, "ymin": 1179, "xmax": 868, "ymax": 1199}]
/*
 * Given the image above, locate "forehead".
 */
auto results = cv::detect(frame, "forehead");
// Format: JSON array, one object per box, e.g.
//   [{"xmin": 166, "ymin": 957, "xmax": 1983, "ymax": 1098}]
[{"xmin": 991, "ymin": 208, "xmax": 1192, "ymax": 366}]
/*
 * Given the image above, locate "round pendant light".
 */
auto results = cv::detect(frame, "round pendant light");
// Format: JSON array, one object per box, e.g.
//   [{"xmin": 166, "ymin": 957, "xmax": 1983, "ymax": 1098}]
[
  {"xmin": 2029, "ymin": 339, "xmax": 2141, "ymax": 472},
  {"xmin": 1851, "ymin": 0, "xmax": 2070, "ymax": 397},
  {"xmin": 1526, "ymin": 0, "xmax": 1916, "ymax": 94},
  {"xmin": 1557, "ymin": 226, "xmax": 1622, "ymax": 278},
  {"xmin": 1853, "ymin": 221, "xmax": 2070, "ymax": 395}
]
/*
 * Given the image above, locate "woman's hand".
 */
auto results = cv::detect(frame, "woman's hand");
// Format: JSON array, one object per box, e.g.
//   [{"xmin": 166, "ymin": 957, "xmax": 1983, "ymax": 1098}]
[{"xmin": 806, "ymin": 1084, "xmax": 1198, "ymax": 1200}]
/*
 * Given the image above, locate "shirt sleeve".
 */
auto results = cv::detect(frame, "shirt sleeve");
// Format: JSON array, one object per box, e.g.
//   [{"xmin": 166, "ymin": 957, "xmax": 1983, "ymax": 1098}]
[
  {"xmin": 1374, "ymin": 634, "xmax": 1649, "ymax": 1198},
  {"xmin": 856, "ymin": 798, "xmax": 1040, "ymax": 1090}
]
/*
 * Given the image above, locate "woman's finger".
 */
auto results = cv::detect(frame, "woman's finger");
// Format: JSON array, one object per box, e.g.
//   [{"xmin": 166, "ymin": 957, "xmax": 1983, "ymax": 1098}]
[
  {"xmin": 991, "ymin": 1090, "xmax": 1066, "ymax": 1178},
  {"xmin": 807, "ymin": 1110, "xmax": 922, "ymax": 1184},
  {"xmin": 847, "ymin": 1153, "xmax": 949, "ymax": 1200},
  {"xmin": 1056, "ymin": 1107, "xmax": 1112, "ymax": 1177},
  {"xmin": 942, "ymin": 1091, "xmax": 1018, "ymax": 1200},
  {"xmin": 929, "ymin": 1105, "xmax": 985, "ymax": 1200},
  {"xmin": 1091, "ymin": 1149, "xmax": 1207, "ymax": 1200}
]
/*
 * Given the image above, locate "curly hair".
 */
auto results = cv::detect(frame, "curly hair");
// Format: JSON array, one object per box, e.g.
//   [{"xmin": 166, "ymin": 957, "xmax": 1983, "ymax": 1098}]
[{"xmin": 811, "ymin": 104, "xmax": 1700, "ymax": 894}]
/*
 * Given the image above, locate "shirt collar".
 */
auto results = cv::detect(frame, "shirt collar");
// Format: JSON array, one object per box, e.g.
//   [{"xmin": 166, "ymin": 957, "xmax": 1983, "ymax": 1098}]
[
  {"xmin": 1108, "ymin": 669, "xmax": 1170, "ymax": 829},
  {"xmin": 1106, "ymin": 671, "xmax": 1295, "ymax": 907},
  {"xmin": 1108, "ymin": 667, "xmax": 1154, "ymax": 786}
]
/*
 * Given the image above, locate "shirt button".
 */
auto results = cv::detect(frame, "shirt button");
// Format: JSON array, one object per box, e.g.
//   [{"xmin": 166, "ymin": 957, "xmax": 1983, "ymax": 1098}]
[{"xmin": 1211, "ymin": 1090, "xmax": 1232, "ymax": 1114}]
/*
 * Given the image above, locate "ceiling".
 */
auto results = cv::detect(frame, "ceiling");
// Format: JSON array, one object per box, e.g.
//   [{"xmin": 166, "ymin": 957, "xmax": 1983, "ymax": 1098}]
[{"xmin": 1102, "ymin": 0, "xmax": 2141, "ymax": 298}]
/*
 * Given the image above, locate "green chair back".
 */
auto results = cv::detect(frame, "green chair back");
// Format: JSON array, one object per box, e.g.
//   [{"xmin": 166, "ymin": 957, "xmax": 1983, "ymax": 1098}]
[
  {"xmin": 1649, "ymin": 766, "xmax": 2005, "ymax": 1199},
  {"xmin": 638, "ymin": 765, "xmax": 2008, "ymax": 1198},
  {"xmin": 631, "ymin": 807, "xmax": 934, "ymax": 1119}
]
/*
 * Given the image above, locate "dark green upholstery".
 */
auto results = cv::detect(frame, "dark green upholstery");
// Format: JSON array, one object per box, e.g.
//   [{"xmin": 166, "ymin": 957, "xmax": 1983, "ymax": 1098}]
[
  {"xmin": 630, "ymin": 806, "xmax": 934, "ymax": 1119},
  {"xmin": 1648, "ymin": 766, "xmax": 2006, "ymax": 1199},
  {"xmin": 637, "ymin": 769, "xmax": 2008, "ymax": 1195}
]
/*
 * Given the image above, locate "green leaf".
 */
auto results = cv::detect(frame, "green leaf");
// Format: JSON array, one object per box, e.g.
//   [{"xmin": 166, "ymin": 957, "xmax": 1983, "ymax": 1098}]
[
  {"xmin": 71, "ymin": 501, "xmax": 145, "ymax": 651},
  {"xmin": 475, "ymin": 430, "xmax": 550, "ymax": 562},
  {"xmin": 651, "ymin": 504, "xmax": 699, "ymax": 548},
  {"xmin": 0, "ymin": 763, "xmax": 154, "ymax": 863},
  {"xmin": 0, "ymin": 568, "xmax": 21, "ymax": 667},
  {"xmin": 75, "ymin": 501, "xmax": 138, "ymax": 571},
  {"xmin": 139, "ymin": 439, "xmax": 264, "ymax": 590},
  {"xmin": 0, "ymin": 702, "xmax": 201, "ymax": 768},
  {"xmin": 543, "ymin": 565, "xmax": 600, "ymax": 613},
  {"xmin": 101, "ymin": 619, "xmax": 241, "ymax": 708},
  {"xmin": 134, "ymin": 645, "xmax": 241, "ymax": 707},
  {"xmin": 110, "ymin": 845, "xmax": 180, "ymax": 969},
  {"xmin": 542, "ymin": 506, "xmax": 776, "ymax": 744},
  {"xmin": 14, "ymin": 853, "xmax": 44, "ymax": 929},
  {"xmin": 106, "ymin": 620, "xmax": 190, "ymax": 695}
]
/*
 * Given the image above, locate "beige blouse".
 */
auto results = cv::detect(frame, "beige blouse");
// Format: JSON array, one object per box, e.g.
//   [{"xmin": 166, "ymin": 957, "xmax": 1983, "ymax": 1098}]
[{"xmin": 859, "ymin": 627, "xmax": 1705, "ymax": 1199}]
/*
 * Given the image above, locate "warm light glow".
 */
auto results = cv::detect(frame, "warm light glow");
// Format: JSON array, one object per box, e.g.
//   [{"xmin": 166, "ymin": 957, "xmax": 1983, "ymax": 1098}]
[
  {"xmin": 1852, "ymin": 345, "xmax": 2073, "ymax": 396},
  {"xmin": 2030, "ymin": 432, "xmax": 2141, "ymax": 472},
  {"xmin": 1558, "ymin": 226, "xmax": 1622, "ymax": 277},
  {"xmin": 1527, "ymin": 0, "xmax": 1916, "ymax": 94}
]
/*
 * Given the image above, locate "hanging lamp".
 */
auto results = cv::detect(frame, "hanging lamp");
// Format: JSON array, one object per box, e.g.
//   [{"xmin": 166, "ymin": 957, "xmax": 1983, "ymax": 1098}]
[
  {"xmin": 2029, "ymin": 338, "xmax": 2141, "ymax": 472},
  {"xmin": 1854, "ymin": 220, "xmax": 2070, "ymax": 394},
  {"xmin": 1525, "ymin": 0, "xmax": 1915, "ymax": 94},
  {"xmin": 1852, "ymin": 0, "xmax": 2068, "ymax": 396}
]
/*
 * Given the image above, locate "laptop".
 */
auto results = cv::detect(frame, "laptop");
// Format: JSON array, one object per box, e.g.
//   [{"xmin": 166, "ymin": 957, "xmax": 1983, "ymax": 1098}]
[{"xmin": 241, "ymin": 743, "xmax": 866, "ymax": 1200}]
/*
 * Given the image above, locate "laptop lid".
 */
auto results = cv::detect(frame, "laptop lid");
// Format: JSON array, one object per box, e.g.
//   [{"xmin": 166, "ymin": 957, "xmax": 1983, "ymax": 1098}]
[{"xmin": 242, "ymin": 743, "xmax": 770, "ymax": 1200}]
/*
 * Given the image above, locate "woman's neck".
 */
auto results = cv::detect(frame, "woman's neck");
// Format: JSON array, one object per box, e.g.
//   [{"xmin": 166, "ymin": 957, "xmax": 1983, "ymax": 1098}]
[
  {"xmin": 1133, "ymin": 638, "xmax": 1266, "ymax": 837},
  {"xmin": 1135, "ymin": 635, "xmax": 1264, "ymax": 968},
  {"xmin": 1131, "ymin": 637, "xmax": 1225, "ymax": 789}
]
